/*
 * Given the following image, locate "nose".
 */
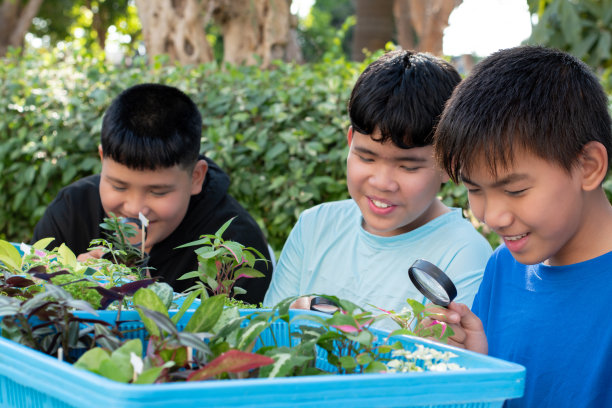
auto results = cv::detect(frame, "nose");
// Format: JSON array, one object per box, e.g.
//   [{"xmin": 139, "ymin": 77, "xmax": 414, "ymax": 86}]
[
  {"xmin": 368, "ymin": 165, "xmax": 399, "ymax": 192},
  {"xmin": 122, "ymin": 192, "xmax": 148, "ymax": 219},
  {"xmin": 481, "ymin": 196, "xmax": 513, "ymax": 232}
]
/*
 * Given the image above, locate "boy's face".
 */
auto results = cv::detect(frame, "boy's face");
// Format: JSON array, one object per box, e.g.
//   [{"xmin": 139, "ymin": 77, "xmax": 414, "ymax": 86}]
[
  {"xmin": 98, "ymin": 150, "xmax": 207, "ymax": 252},
  {"xmin": 346, "ymin": 127, "xmax": 449, "ymax": 237},
  {"xmin": 461, "ymin": 149, "xmax": 585, "ymax": 266}
]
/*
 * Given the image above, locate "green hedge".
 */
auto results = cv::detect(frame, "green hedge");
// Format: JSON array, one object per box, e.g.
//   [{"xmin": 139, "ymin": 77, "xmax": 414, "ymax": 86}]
[
  {"xmin": 8, "ymin": 47, "xmax": 611, "ymax": 251},
  {"xmin": 0, "ymin": 47, "xmax": 367, "ymax": 250}
]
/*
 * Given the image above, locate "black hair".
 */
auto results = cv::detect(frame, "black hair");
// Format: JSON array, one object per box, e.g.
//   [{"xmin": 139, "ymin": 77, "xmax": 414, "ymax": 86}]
[
  {"xmin": 348, "ymin": 49, "xmax": 461, "ymax": 148},
  {"xmin": 434, "ymin": 45, "xmax": 612, "ymax": 182},
  {"xmin": 100, "ymin": 83, "xmax": 202, "ymax": 170}
]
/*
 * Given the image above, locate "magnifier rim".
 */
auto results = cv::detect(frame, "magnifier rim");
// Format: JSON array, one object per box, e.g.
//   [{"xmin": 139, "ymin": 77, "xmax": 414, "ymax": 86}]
[
  {"xmin": 408, "ymin": 259, "xmax": 457, "ymax": 307},
  {"xmin": 310, "ymin": 296, "xmax": 340, "ymax": 314},
  {"xmin": 121, "ymin": 217, "xmax": 147, "ymax": 247}
]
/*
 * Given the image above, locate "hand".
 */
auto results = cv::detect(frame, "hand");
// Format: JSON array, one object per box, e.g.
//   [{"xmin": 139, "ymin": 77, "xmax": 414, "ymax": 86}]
[
  {"xmin": 425, "ymin": 302, "xmax": 488, "ymax": 354},
  {"xmin": 290, "ymin": 296, "xmax": 314, "ymax": 310},
  {"xmin": 76, "ymin": 248, "xmax": 105, "ymax": 263}
]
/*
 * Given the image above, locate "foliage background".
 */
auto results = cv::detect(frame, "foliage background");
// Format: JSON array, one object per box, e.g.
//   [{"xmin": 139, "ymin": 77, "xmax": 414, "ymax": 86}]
[
  {"xmin": 0, "ymin": 46, "xmax": 364, "ymax": 251},
  {"xmin": 2, "ymin": 0, "xmax": 612, "ymax": 253}
]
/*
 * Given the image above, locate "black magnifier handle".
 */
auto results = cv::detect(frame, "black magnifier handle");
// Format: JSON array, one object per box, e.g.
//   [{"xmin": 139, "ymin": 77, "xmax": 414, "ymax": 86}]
[
  {"xmin": 408, "ymin": 259, "xmax": 457, "ymax": 307},
  {"xmin": 310, "ymin": 296, "xmax": 340, "ymax": 315}
]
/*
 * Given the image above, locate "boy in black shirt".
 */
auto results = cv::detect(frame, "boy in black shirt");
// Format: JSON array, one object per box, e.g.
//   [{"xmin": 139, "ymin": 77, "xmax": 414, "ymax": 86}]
[{"xmin": 32, "ymin": 83, "xmax": 272, "ymax": 304}]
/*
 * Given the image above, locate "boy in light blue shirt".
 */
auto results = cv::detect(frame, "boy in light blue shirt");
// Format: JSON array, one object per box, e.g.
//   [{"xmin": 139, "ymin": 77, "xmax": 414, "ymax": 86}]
[{"xmin": 264, "ymin": 50, "xmax": 492, "ymax": 315}]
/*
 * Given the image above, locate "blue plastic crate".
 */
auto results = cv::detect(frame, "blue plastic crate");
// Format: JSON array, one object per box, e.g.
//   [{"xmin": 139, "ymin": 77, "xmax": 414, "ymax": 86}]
[{"xmin": 0, "ymin": 309, "xmax": 525, "ymax": 408}]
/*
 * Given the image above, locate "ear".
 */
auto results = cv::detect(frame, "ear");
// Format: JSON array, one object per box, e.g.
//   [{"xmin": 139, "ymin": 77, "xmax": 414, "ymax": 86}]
[
  {"xmin": 347, "ymin": 126, "xmax": 354, "ymax": 146},
  {"xmin": 98, "ymin": 144, "xmax": 104, "ymax": 161},
  {"xmin": 579, "ymin": 141, "xmax": 608, "ymax": 191},
  {"xmin": 190, "ymin": 159, "xmax": 208, "ymax": 195}
]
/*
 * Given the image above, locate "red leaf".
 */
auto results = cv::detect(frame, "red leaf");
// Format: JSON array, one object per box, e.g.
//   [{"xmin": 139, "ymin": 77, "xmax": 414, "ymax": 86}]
[{"xmin": 187, "ymin": 350, "xmax": 274, "ymax": 381}]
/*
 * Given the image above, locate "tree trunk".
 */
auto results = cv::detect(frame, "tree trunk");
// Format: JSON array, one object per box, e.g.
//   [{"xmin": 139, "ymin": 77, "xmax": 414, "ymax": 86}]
[
  {"xmin": 0, "ymin": 0, "xmax": 44, "ymax": 57},
  {"xmin": 214, "ymin": 0, "xmax": 301, "ymax": 67},
  {"xmin": 395, "ymin": 0, "xmax": 461, "ymax": 56},
  {"xmin": 134, "ymin": 0, "xmax": 214, "ymax": 65},
  {"xmin": 352, "ymin": 0, "xmax": 394, "ymax": 61},
  {"xmin": 134, "ymin": 0, "xmax": 300, "ymax": 67}
]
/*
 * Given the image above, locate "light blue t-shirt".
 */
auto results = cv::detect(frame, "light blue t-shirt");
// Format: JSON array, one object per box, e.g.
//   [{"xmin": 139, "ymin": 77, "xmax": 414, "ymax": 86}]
[{"xmin": 264, "ymin": 200, "xmax": 492, "ymax": 316}]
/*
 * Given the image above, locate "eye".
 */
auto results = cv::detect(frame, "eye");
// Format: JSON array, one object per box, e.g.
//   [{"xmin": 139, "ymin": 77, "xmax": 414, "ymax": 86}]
[
  {"xmin": 111, "ymin": 185, "xmax": 126, "ymax": 192},
  {"xmin": 150, "ymin": 191, "xmax": 169, "ymax": 197},
  {"xmin": 466, "ymin": 187, "xmax": 481, "ymax": 194},
  {"xmin": 357, "ymin": 154, "xmax": 374, "ymax": 163},
  {"xmin": 400, "ymin": 166, "xmax": 420, "ymax": 172},
  {"xmin": 505, "ymin": 188, "xmax": 528, "ymax": 196}
]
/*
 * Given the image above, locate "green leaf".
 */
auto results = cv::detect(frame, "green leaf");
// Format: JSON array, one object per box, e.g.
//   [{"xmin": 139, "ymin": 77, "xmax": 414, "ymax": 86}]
[
  {"xmin": 74, "ymin": 347, "xmax": 110, "ymax": 373},
  {"xmin": 57, "ymin": 243, "xmax": 77, "ymax": 268},
  {"xmin": 0, "ymin": 240, "xmax": 22, "ymax": 271},
  {"xmin": 339, "ymin": 355, "xmax": 357, "ymax": 370},
  {"xmin": 184, "ymin": 294, "xmax": 225, "ymax": 333},
  {"xmin": 215, "ymin": 217, "xmax": 236, "ymax": 238},
  {"xmin": 31, "ymin": 237, "xmax": 54, "ymax": 251},
  {"xmin": 133, "ymin": 288, "xmax": 170, "ymax": 337},
  {"xmin": 134, "ymin": 366, "xmax": 168, "ymax": 384},
  {"xmin": 171, "ymin": 290, "xmax": 200, "ymax": 324},
  {"xmin": 364, "ymin": 360, "xmax": 388, "ymax": 373}
]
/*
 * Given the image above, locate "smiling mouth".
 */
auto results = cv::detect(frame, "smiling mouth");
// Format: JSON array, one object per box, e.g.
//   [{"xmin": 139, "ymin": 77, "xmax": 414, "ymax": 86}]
[
  {"xmin": 505, "ymin": 233, "xmax": 527, "ymax": 241},
  {"xmin": 371, "ymin": 199, "xmax": 393, "ymax": 209}
]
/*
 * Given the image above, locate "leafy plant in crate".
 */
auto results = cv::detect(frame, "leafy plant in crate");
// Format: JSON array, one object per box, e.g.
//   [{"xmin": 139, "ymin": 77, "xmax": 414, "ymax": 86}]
[
  {"xmin": 176, "ymin": 217, "xmax": 267, "ymax": 300},
  {"xmin": 70, "ymin": 291, "xmax": 462, "ymax": 383}
]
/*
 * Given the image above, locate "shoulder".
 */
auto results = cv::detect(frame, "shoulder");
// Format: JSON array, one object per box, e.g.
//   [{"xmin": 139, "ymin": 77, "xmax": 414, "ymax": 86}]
[
  {"xmin": 295, "ymin": 199, "xmax": 359, "ymax": 232},
  {"xmin": 49, "ymin": 175, "xmax": 101, "ymax": 208},
  {"xmin": 299, "ymin": 199, "xmax": 358, "ymax": 221}
]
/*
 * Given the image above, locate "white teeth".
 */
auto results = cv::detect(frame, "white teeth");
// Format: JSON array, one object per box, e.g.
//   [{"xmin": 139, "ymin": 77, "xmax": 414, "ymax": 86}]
[
  {"xmin": 505, "ymin": 233, "xmax": 527, "ymax": 241},
  {"xmin": 372, "ymin": 199, "xmax": 391, "ymax": 208}
]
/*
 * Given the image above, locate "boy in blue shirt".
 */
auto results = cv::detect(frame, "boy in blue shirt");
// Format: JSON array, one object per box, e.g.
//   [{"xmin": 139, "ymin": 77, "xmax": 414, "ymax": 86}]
[
  {"xmin": 263, "ymin": 50, "xmax": 492, "ymax": 314},
  {"xmin": 433, "ymin": 46, "xmax": 612, "ymax": 407}
]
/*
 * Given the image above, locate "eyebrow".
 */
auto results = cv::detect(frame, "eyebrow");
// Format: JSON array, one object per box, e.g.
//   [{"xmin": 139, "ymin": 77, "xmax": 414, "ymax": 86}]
[
  {"xmin": 461, "ymin": 173, "xmax": 530, "ymax": 188},
  {"xmin": 353, "ymin": 146, "xmax": 428, "ymax": 162},
  {"xmin": 104, "ymin": 175, "xmax": 175, "ymax": 189}
]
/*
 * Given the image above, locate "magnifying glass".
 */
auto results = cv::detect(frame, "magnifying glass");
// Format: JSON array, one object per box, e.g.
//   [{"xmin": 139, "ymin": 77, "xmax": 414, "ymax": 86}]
[
  {"xmin": 310, "ymin": 296, "xmax": 340, "ymax": 314},
  {"xmin": 408, "ymin": 259, "xmax": 457, "ymax": 307}
]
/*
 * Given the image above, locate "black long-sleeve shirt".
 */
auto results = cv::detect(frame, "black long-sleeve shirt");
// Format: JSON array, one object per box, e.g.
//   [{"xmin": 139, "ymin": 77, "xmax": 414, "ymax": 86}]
[{"xmin": 31, "ymin": 157, "xmax": 272, "ymax": 304}]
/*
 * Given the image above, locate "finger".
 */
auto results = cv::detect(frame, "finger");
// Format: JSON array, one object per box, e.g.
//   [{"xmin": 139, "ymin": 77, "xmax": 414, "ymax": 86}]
[
  {"xmin": 290, "ymin": 296, "xmax": 313, "ymax": 310},
  {"xmin": 77, "ymin": 248, "xmax": 104, "ymax": 262}
]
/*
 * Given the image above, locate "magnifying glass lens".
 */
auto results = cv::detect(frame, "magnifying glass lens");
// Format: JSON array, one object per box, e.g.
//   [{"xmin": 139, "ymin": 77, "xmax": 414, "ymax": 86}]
[
  {"xmin": 408, "ymin": 259, "xmax": 457, "ymax": 307},
  {"xmin": 410, "ymin": 269, "xmax": 450, "ymax": 304},
  {"xmin": 310, "ymin": 304, "xmax": 339, "ymax": 314},
  {"xmin": 310, "ymin": 297, "xmax": 340, "ymax": 315}
]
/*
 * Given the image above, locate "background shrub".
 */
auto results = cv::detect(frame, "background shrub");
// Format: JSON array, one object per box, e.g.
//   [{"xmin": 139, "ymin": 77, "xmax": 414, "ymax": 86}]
[
  {"xmin": 0, "ymin": 47, "xmax": 363, "ymax": 251},
  {"xmin": 5, "ymin": 46, "xmax": 572, "ymax": 251}
]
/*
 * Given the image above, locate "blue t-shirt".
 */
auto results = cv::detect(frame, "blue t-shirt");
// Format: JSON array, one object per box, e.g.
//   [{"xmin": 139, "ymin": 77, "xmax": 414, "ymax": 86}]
[
  {"xmin": 264, "ymin": 200, "xmax": 492, "ymax": 318},
  {"xmin": 473, "ymin": 245, "xmax": 612, "ymax": 408}
]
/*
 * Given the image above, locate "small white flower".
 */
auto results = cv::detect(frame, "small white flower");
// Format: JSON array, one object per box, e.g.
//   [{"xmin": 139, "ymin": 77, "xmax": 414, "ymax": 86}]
[{"xmin": 130, "ymin": 352, "xmax": 144, "ymax": 376}]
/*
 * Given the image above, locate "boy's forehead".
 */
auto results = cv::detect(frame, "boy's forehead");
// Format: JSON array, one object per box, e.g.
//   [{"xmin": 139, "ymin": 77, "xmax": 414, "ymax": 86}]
[{"xmin": 101, "ymin": 157, "xmax": 191, "ymax": 184}]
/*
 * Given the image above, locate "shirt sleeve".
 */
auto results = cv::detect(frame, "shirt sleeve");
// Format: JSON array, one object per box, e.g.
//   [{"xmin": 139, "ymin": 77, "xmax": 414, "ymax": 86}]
[
  {"xmin": 31, "ymin": 191, "xmax": 80, "ymax": 252},
  {"xmin": 262, "ymin": 215, "xmax": 305, "ymax": 307}
]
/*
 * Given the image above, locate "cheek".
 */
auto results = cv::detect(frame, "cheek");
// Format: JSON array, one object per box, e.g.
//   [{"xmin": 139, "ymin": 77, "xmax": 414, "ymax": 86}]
[
  {"xmin": 99, "ymin": 184, "xmax": 120, "ymax": 212},
  {"xmin": 153, "ymin": 195, "xmax": 190, "ymax": 223},
  {"xmin": 467, "ymin": 194, "xmax": 485, "ymax": 221}
]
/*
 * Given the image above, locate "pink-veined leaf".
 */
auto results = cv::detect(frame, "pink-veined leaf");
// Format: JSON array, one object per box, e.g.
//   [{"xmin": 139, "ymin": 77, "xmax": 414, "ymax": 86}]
[{"xmin": 186, "ymin": 350, "xmax": 274, "ymax": 381}]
